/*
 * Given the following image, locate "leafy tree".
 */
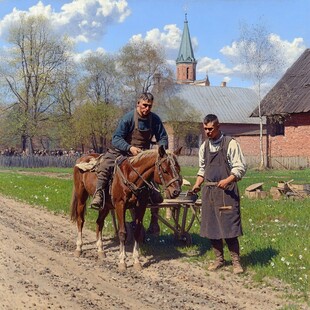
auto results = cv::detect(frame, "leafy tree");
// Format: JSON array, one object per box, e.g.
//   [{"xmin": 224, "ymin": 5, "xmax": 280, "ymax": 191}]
[
  {"xmin": 160, "ymin": 97, "xmax": 201, "ymax": 153},
  {"xmin": 1, "ymin": 14, "xmax": 72, "ymax": 154},
  {"xmin": 72, "ymin": 101, "xmax": 121, "ymax": 153},
  {"xmin": 76, "ymin": 51, "xmax": 121, "ymax": 152}
]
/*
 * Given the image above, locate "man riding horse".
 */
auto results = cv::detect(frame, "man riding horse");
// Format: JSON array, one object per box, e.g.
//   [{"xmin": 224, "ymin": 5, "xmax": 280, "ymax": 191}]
[{"xmin": 91, "ymin": 92, "xmax": 168, "ymax": 235}]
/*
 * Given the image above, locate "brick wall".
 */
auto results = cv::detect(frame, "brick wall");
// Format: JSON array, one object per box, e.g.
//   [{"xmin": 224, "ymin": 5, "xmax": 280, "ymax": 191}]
[
  {"xmin": 267, "ymin": 112, "xmax": 310, "ymax": 157},
  {"xmin": 165, "ymin": 122, "xmax": 263, "ymax": 157},
  {"xmin": 176, "ymin": 63, "xmax": 196, "ymax": 82}
]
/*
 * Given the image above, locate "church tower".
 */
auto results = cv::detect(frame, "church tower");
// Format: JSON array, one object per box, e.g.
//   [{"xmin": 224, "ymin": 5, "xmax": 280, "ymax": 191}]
[{"xmin": 176, "ymin": 14, "xmax": 197, "ymax": 83}]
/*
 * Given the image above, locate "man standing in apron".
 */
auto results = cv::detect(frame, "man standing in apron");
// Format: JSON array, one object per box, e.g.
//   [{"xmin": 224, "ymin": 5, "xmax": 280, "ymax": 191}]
[
  {"xmin": 91, "ymin": 92, "xmax": 168, "ymax": 235},
  {"xmin": 191, "ymin": 114, "xmax": 247, "ymax": 274}
]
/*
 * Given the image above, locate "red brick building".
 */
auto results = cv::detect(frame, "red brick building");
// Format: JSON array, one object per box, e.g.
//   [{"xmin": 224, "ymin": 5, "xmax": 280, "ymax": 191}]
[{"xmin": 251, "ymin": 49, "xmax": 310, "ymax": 168}]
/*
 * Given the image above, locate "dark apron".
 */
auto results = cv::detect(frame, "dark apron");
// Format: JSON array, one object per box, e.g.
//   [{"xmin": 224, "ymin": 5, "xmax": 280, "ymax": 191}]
[
  {"xmin": 127, "ymin": 111, "xmax": 152, "ymax": 150},
  {"xmin": 200, "ymin": 136, "xmax": 243, "ymax": 239}
]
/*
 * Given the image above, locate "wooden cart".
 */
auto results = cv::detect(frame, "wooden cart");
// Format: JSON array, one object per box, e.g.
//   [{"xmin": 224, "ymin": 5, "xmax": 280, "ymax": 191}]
[
  {"xmin": 116, "ymin": 192, "xmax": 201, "ymax": 246},
  {"xmin": 148, "ymin": 195, "xmax": 201, "ymax": 245}
]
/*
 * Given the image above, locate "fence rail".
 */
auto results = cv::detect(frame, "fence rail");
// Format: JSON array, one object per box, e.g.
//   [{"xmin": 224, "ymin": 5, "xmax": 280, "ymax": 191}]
[{"xmin": 0, "ymin": 155, "xmax": 309, "ymax": 170}]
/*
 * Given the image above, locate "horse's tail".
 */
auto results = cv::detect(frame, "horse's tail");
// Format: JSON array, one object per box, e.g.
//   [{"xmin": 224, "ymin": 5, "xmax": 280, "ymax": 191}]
[{"xmin": 70, "ymin": 165, "xmax": 86, "ymax": 222}]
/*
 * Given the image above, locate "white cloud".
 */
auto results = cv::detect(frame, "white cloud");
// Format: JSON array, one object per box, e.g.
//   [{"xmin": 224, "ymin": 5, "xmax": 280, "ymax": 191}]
[
  {"xmin": 269, "ymin": 34, "xmax": 305, "ymax": 68},
  {"xmin": 197, "ymin": 56, "xmax": 233, "ymax": 75},
  {"xmin": 129, "ymin": 23, "xmax": 198, "ymax": 61},
  {"xmin": 220, "ymin": 34, "xmax": 306, "ymax": 78},
  {"xmin": 72, "ymin": 47, "xmax": 107, "ymax": 63},
  {"xmin": 0, "ymin": 0, "xmax": 131, "ymax": 43}
]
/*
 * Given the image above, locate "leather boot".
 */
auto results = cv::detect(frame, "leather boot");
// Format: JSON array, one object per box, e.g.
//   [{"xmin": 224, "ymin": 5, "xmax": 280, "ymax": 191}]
[
  {"xmin": 230, "ymin": 252, "xmax": 244, "ymax": 274},
  {"xmin": 90, "ymin": 189, "xmax": 104, "ymax": 210},
  {"xmin": 226, "ymin": 237, "xmax": 244, "ymax": 274},
  {"xmin": 90, "ymin": 163, "xmax": 110, "ymax": 210},
  {"xmin": 208, "ymin": 239, "xmax": 224, "ymax": 271}
]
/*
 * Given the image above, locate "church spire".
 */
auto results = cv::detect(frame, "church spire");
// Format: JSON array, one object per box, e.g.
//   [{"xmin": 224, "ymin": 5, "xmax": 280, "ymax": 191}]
[{"xmin": 176, "ymin": 14, "xmax": 197, "ymax": 83}]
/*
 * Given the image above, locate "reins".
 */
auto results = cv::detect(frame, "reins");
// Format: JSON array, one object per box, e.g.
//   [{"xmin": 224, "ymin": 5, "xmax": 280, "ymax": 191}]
[
  {"xmin": 115, "ymin": 158, "xmax": 157, "ymax": 197},
  {"xmin": 115, "ymin": 152, "xmax": 180, "ymax": 197}
]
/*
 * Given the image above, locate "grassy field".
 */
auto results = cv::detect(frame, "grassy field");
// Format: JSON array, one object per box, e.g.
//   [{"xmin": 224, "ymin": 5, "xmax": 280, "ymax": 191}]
[{"xmin": 0, "ymin": 166, "xmax": 309, "ymax": 305}]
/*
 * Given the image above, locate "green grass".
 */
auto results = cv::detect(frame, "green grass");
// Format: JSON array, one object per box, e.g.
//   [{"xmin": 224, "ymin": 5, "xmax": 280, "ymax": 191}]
[{"xmin": 0, "ymin": 166, "xmax": 309, "ymax": 306}]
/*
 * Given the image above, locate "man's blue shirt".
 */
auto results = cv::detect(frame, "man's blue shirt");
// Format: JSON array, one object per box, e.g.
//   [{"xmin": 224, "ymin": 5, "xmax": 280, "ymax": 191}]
[{"xmin": 112, "ymin": 110, "xmax": 168, "ymax": 152}]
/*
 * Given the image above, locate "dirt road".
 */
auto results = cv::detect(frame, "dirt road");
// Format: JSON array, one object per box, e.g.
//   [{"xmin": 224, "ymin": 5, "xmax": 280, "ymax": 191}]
[{"xmin": 0, "ymin": 195, "xmax": 302, "ymax": 310}]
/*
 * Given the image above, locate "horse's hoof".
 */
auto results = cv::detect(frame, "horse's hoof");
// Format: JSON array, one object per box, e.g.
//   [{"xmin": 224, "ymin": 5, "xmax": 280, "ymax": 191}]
[
  {"xmin": 118, "ymin": 262, "xmax": 127, "ymax": 272},
  {"xmin": 133, "ymin": 262, "xmax": 142, "ymax": 271},
  {"xmin": 74, "ymin": 250, "xmax": 81, "ymax": 257},
  {"xmin": 98, "ymin": 251, "xmax": 106, "ymax": 259}
]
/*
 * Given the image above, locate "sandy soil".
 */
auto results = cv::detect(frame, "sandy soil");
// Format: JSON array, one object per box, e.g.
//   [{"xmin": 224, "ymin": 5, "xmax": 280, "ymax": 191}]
[{"xmin": 0, "ymin": 195, "xmax": 306, "ymax": 310}]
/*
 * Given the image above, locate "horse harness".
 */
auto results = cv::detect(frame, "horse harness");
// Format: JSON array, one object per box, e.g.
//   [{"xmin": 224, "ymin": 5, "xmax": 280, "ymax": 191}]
[{"xmin": 115, "ymin": 153, "xmax": 181, "ymax": 198}]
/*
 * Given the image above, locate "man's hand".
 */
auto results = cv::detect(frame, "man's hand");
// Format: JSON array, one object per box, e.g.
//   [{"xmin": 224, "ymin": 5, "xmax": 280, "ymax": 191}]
[
  {"xmin": 190, "ymin": 186, "xmax": 201, "ymax": 194},
  {"xmin": 217, "ymin": 174, "xmax": 236, "ymax": 190},
  {"xmin": 130, "ymin": 146, "xmax": 142, "ymax": 156}
]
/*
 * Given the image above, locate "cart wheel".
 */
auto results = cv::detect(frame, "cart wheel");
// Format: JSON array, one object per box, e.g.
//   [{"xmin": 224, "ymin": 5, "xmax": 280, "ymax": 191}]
[
  {"xmin": 181, "ymin": 232, "xmax": 192, "ymax": 246},
  {"xmin": 125, "ymin": 221, "xmax": 146, "ymax": 244}
]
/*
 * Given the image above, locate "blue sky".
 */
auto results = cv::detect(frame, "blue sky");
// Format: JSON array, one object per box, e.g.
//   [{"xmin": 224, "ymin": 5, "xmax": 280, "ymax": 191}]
[{"xmin": 0, "ymin": 0, "xmax": 308, "ymax": 90}]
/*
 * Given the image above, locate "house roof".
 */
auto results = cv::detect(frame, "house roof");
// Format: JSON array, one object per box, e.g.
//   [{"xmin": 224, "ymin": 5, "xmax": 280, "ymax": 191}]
[
  {"xmin": 251, "ymin": 48, "xmax": 310, "ymax": 117},
  {"xmin": 160, "ymin": 84, "xmax": 261, "ymax": 124}
]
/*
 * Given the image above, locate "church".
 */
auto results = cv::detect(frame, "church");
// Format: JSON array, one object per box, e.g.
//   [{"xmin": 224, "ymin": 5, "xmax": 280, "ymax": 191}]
[{"xmin": 158, "ymin": 15, "xmax": 264, "ymax": 162}]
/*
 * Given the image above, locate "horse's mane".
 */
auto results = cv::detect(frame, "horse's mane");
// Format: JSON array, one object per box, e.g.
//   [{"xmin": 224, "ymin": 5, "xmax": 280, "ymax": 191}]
[
  {"xmin": 129, "ymin": 149, "xmax": 157, "ymax": 164},
  {"xmin": 128, "ymin": 149, "xmax": 175, "ymax": 165}
]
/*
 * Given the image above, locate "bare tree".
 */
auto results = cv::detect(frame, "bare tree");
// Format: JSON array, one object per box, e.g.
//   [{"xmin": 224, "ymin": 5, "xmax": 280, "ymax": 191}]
[
  {"xmin": 231, "ymin": 20, "xmax": 284, "ymax": 168},
  {"xmin": 81, "ymin": 51, "xmax": 120, "ymax": 105},
  {"xmin": 2, "ymin": 14, "xmax": 72, "ymax": 154},
  {"xmin": 117, "ymin": 40, "xmax": 174, "ymax": 108}
]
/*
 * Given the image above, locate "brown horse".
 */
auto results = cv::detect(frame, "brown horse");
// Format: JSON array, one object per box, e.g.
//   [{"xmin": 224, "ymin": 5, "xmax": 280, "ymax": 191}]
[{"xmin": 70, "ymin": 146, "xmax": 182, "ymax": 270}]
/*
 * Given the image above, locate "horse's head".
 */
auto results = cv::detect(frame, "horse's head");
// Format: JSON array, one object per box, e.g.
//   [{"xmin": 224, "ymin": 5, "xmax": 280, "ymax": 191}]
[{"xmin": 154, "ymin": 145, "xmax": 182, "ymax": 199}]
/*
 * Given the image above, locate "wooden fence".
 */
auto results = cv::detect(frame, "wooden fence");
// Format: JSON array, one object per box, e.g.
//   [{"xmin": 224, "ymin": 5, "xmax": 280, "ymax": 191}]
[{"xmin": 0, "ymin": 155, "xmax": 309, "ymax": 170}]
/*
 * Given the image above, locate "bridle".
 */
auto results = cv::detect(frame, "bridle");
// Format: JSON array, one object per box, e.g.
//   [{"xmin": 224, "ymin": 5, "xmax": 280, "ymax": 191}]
[
  {"xmin": 115, "ymin": 153, "xmax": 181, "ymax": 196},
  {"xmin": 155, "ymin": 153, "xmax": 182, "ymax": 191}
]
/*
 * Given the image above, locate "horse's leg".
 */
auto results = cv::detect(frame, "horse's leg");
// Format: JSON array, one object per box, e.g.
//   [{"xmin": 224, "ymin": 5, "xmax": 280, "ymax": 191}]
[
  {"xmin": 73, "ymin": 176, "xmax": 89, "ymax": 256},
  {"xmin": 132, "ymin": 205, "xmax": 147, "ymax": 270},
  {"xmin": 75, "ymin": 197, "xmax": 87, "ymax": 256},
  {"xmin": 96, "ymin": 206, "xmax": 110, "ymax": 258},
  {"xmin": 115, "ymin": 202, "xmax": 127, "ymax": 271}
]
